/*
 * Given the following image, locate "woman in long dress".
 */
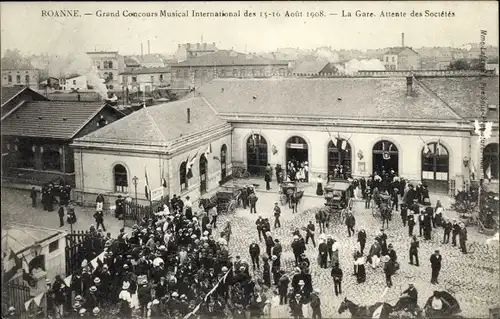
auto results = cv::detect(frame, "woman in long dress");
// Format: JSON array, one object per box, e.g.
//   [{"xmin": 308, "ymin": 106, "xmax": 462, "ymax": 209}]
[
  {"xmin": 355, "ymin": 256, "xmax": 366, "ymax": 283},
  {"xmin": 316, "ymin": 175, "xmax": 324, "ymax": 196}
]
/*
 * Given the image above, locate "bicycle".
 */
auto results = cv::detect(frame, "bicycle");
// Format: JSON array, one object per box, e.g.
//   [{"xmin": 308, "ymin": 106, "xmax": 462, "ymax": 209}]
[{"xmin": 232, "ymin": 167, "xmax": 251, "ymax": 179}]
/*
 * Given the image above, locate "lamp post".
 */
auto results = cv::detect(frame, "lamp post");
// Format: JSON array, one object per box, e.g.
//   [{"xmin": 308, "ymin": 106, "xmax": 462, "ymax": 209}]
[{"xmin": 132, "ymin": 176, "xmax": 139, "ymax": 208}]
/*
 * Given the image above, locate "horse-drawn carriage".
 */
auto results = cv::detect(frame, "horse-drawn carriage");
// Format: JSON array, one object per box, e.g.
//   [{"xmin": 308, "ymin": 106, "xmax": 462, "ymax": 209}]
[
  {"xmin": 372, "ymin": 193, "xmax": 392, "ymax": 220},
  {"xmin": 199, "ymin": 186, "xmax": 241, "ymax": 214},
  {"xmin": 279, "ymin": 182, "xmax": 304, "ymax": 207},
  {"xmin": 323, "ymin": 181, "xmax": 352, "ymax": 222}
]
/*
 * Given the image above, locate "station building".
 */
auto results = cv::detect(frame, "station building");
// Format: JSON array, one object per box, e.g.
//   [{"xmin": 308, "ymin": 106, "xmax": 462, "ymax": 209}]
[{"xmin": 71, "ymin": 74, "xmax": 499, "ymax": 206}]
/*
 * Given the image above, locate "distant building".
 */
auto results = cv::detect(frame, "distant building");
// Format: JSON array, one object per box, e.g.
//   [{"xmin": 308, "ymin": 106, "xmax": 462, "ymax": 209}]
[
  {"xmin": 292, "ymin": 60, "xmax": 337, "ymax": 76},
  {"xmin": 383, "ymin": 47, "xmax": 421, "ymax": 71},
  {"xmin": 170, "ymin": 50, "xmax": 290, "ymax": 88},
  {"xmin": 138, "ymin": 54, "xmax": 165, "ymax": 68},
  {"xmin": 1, "ymin": 69, "xmax": 40, "ymax": 90},
  {"xmin": 86, "ymin": 51, "xmax": 124, "ymax": 90},
  {"xmin": 120, "ymin": 67, "xmax": 172, "ymax": 92},
  {"xmin": 60, "ymin": 75, "xmax": 87, "ymax": 91},
  {"xmin": 39, "ymin": 77, "xmax": 60, "ymax": 90},
  {"xmin": 175, "ymin": 42, "xmax": 218, "ymax": 62}
]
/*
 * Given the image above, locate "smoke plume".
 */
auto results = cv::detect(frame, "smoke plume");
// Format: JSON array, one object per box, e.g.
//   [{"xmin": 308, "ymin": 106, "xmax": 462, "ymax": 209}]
[
  {"xmin": 338, "ymin": 58, "xmax": 386, "ymax": 74},
  {"xmin": 66, "ymin": 53, "xmax": 108, "ymax": 99}
]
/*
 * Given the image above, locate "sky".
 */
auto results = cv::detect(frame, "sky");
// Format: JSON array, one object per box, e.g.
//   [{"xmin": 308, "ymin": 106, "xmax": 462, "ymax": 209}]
[{"xmin": 1, "ymin": 1, "xmax": 498, "ymax": 56}]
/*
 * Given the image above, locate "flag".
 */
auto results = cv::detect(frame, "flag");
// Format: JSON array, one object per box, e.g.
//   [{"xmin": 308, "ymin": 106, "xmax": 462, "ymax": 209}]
[
  {"xmin": 3, "ymin": 249, "xmax": 22, "ymax": 283},
  {"xmin": 251, "ymin": 133, "xmax": 256, "ymax": 146},
  {"xmin": 486, "ymin": 164, "xmax": 492, "ymax": 181},
  {"xmin": 469, "ymin": 160, "xmax": 476, "ymax": 174},
  {"xmin": 145, "ymin": 167, "xmax": 151, "ymax": 200},
  {"xmin": 326, "ymin": 129, "xmax": 336, "ymax": 147},
  {"xmin": 436, "ymin": 139, "xmax": 441, "ymax": 156},
  {"xmin": 204, "ymin": 144, "xmax": 212, "ymax": 157},
  {"xmin": 474, "ymin": 120, "xmax": 481, "ymax": 136},
  {"xmin": 187, "ymin": 151, "xmax": 198, "ymax": 179},
  {"xmin": 341, "ymin": 139, "xmax": 347, "ymax": 150},
  {"xmin": 423, "ymin": 143, "xmax": 432, "ymax": 157},
  {"xmin": 161, "ymin": 165, "xmax": 167, "ymax": 188}
]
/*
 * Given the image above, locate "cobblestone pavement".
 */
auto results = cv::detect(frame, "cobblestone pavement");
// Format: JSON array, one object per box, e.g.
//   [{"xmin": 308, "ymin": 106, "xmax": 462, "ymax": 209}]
[
  {"xmin": 214, "ymin": 189, "xmax": 499, "ymax": 318},
  {"xmin": 2, "ymin": 186, "xmax": 499, "ymax": 318}
]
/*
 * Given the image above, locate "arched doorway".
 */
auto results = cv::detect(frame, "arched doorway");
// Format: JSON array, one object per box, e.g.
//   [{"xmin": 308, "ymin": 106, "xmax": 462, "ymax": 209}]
[
  {"xmin": 327, "ymin": 139, "xmax": 352, "ymax": 180},
  {"xmin": 372, "ymin": 140, "xmax": 399, "ymax": 175},
  {"xmin": 221, "ymin": 144, "xmax": 227, "ymax": 180},
  {"xmin": 247, "ymin": 134, "xmax": 268, "ymax": 175},
  {"xmin": 199, "ymin": 154, "xmax": 208, "ymax": 194},
  {"xmin": 286, "ymin": 136, "xmax": 309, "ymax": 165},
  {"xmin": 484, "ymin": 143, "xmax": 499, "ymax": 180},
  {"xmin": 421, "ymin": 142, "xmax": 449, "ymax": 192}
]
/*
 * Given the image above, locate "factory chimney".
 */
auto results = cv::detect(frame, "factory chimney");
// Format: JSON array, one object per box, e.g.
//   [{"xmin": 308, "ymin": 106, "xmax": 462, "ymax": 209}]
[
  {"xmin": 148, "ymin": 40, "xmax": 151, "ymax": 54},
  {"xmin": 141, "ymin": 43, "xmax": 144, "ymax": 57},
  {"xmin": 402, "ymin": 33, "xmax": 405, "ymax": 47},
  {"xmin": 187, "ymin": 108, "xmax": 191, "ymax": 123}
]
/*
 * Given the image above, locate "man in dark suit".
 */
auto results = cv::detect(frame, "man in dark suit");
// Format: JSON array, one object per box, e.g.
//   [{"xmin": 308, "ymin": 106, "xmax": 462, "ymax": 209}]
[
  {"xmin": 305, "ymin": 221, "xmax": 316, "ymax": 248},
  {"xmin": 430, "ymin": 249, "xmax": 442, "ymax": 284},
  {"xmin": 30, "ymin": 187, "xmax": 37, "ymax": 208},
  {"xmin": 249, "ymin": 241, "xmax": 260, "ymax": 270},
  {"xmin": 249, "ymin": 192, "xmax": 258, "ymax": 214},
  {"xmin": 409, "ymin": 235, "xmax": 419, "ymax": 266},
  {"xmin": 357, "ymin": 228, "xmax": 367, "ymax": 255},
  {"xmin": 256, "ymin": 216, "xmax": 265, "ymax": 241}
]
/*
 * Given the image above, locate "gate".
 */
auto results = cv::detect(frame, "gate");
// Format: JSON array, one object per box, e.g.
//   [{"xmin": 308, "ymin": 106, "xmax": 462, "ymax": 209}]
[
  {"xmin": 123, "ymin": 196, "xmax": 170, "ymax": 228},
  {"xmin": 2, "ymin": 281, "xmax": 31, "ymax": 318},
  {"xmin": 65, "ymin": 231, "xmax": 104, "ymax": 276}
]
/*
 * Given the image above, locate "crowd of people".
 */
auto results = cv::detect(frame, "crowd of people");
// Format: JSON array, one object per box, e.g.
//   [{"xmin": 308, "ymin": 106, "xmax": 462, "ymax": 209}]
[{"xmin": 17, "ymin": 168, "xmax": 471, "ymax": 319}]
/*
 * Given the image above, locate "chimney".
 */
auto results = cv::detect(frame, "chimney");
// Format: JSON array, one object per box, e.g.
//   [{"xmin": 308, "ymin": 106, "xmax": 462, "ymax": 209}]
[
  {"xmin": 402, "ymin": 33, "xmax": 405, "ymax": 47},
  {"xmin": 187, "ymin": 108, "xmax": 191, "ymax": 123},
  {"xmin": 406, "ymin": 75, "xmax": 413, "ymax": 96},
  {"xmin": 141, "ymin": 43, "xmax": 144, "ymax": 57},
  {"xmin": 148, "ymin": 40, "xmax": 150, "ymax": 54}
]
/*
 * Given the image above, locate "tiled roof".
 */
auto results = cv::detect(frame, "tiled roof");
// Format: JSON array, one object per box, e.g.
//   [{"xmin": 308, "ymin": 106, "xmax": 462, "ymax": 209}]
[
  {"xmin": 120, "ymin": 67, "xmax": 171, "ymax": 75},
  {"xmin": 124, "ymin": 56, "xmax": 141, "ymax": 66},
  {"xmin": 139, "ymin": 54, "xmax": 164, "ymax": 64},
  {"xmin": 1, "ymin": 224, "xmax": 65, "ymax": 255},
  {"xmin": 1, "ymin": 101, "xmax": 107, "ymax": 139},
  {"xmin": 77, "ymin": 98, "xmax": 226, "ymax": 145},
  {"xmin": 173, "ymin": 50, "xmax": 290, "ymax": 67},
  {"xmin": 1, "ymin": 86, "xmax": 26, "ymax": 106},
  {"xmin": 292, "ymin": 60, "xmax": 329, "ymax": 75},
  {"xmin": 197, "ymin": 78, "xmax": 462, "ymax": 121},
  {"xmin": 385, "ymin": 47, "xmax": 419, "ymax": 56},
  {"xmin": 1, "ymin": 86, "xmax": 47, "ymax": 106},
  {"xmin": 418, "ymin": 77, "xmax": 499, "ymax": 120}
]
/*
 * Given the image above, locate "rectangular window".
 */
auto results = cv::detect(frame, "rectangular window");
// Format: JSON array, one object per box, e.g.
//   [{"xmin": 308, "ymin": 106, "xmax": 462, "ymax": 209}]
[
  {"xmin": 8, "ymin": 75, "xmax": 12, "ymax": 83},
  {"xmin": 132, "ymin": 76, "xmax": 137, "ymax": 83},
  {"xmin": 25, "ymin": 75, "xmax": 30, "ymax": 83},
  {"xmin": 385, "ymin": 57, "xmax": 389, "ymax": 62},
  {"xmin": 233, "ymin": 69, "xmax": 238, "ymax": 77},
  {"xmin": 150, "ymin": 75, "xmax": 154, "ymax": 82},
  {"xmin": 108, "ymin": 61, "xmax": 113, "ymax": 69},
  {"xmin": 108, "ymin": 73, "xmax": 114, "ymax": 80},
  {"xmin": 104, "ymin": 61, "xmax": 109, "ymax": 69},
  {"xmin": 16, "ymin": 75, "xmax": 21, "ymax": 83},
  {"xmin": 159, "ymin": 74, "xmax": 164, "ymax": 81},
  {"xmin": 49, "ymin": 240, "xmax": 59, "ymax": 253},
  {"xmin": 392, "ymin": 56, "xmax": 395, "ymax": 62},
  {"xmin": 73, "ymin": 80, "xmax": 76, "ymax": 85}
]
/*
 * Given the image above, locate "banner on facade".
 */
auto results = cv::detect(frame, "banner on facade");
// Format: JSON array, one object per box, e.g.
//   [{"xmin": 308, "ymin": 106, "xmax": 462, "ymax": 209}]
[{"xmin": 151, "ymin": 187, "xmax": 163, "ymax": 201}]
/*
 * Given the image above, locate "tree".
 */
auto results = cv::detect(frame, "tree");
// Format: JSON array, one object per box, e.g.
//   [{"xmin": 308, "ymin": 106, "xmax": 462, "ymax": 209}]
[{"xmin": 448, "ymin": 59, "xmax": 470, "ymax": 70}]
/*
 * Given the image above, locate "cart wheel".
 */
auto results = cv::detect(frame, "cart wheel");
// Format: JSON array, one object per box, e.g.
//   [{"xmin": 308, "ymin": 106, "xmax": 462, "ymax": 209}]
[{"xmin": 243, "ymin": 171, "xmax": 251, "ymax": 178}]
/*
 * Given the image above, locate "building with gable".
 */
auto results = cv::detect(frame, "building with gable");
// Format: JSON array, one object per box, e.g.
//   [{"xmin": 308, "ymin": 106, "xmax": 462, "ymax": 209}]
[
  {"xmin": 71, "ymin": 74, "xmax": 498, "ymax": 205},
  {"xmin": 383, "ymin": 47, "xmax": 421, "ymax": 70},
  {"xmin": 71, "ymin": 98, "xmax": 232, "ymax": 206},
  {"xmin": 1, "ymin": 100, "xmax": 124, "ymax": 187}
]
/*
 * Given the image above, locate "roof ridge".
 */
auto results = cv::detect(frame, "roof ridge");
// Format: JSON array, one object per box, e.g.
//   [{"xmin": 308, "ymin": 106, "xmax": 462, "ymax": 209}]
[
  {"xmin": 69, "ymin": 103, "xmax": 108, "ymax": 139},
  {"xmin": 414, "ymin": 78, "xmax": 464, "ymax": 120},
  {"xmin": 143, "ymin": 107, "xmax": 168, "ymax": 143}
]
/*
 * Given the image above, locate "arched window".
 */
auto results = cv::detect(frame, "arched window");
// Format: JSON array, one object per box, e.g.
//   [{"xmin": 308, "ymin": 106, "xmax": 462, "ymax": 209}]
[
  {"xmin": 421, "ymin": 142, "xmax": 449, "ymax": 192},
  {"xmin": 372, "ymin": 140, "xmax": 399, "ymax": 175},
  {"xmin": 199, "ymin": 154, "xmax": 208, "ymax": 194},
  {"xmin": 247, "ymin": 134, "xmax": 268, "ymax": 175},
  {"xmin": 42, "ymin": 149, "xmax": 61, "ymax": 171},
  {"xmin": 484, "ymin": 143, "xmax": 499, "ymax": 179},
  {"xmin": 180, "ymin": 162, "xmax": 188, "ymax": 191},
  {"xmin": 113, "ymin": 164, "xmax": 128, "ymax": 193},
  {"xmin": 327, "ymin": 139, "xmax": 352, "ymax": 179},
  {"xmin": 221, "ymin": 144, "xmax": 227, "ymax": 180}
]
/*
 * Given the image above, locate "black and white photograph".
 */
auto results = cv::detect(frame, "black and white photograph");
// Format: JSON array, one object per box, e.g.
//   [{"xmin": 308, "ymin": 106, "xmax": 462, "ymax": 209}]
[{"xmin": 1, "ymin": 1, "xmax": 499, "ymax": 318}]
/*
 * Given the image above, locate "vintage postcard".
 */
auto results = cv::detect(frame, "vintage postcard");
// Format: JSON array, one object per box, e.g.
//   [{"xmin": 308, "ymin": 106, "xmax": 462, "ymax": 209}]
[{"xmin": 1, "ymin": 1, "xmax": 498, "ymax": 319}]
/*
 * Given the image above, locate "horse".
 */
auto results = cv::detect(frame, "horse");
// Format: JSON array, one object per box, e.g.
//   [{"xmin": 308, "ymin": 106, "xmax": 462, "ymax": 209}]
[
  {"xmin": 338, "ymin": 297, "xmax": 393, "ymax": 319},
  {"xmin": 198, "ymin": 196, "xmax": 218, "ymax": 213},
  {"xmin": 315, "ymin": 209, "xmax": 328, "ymax": 233}
]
